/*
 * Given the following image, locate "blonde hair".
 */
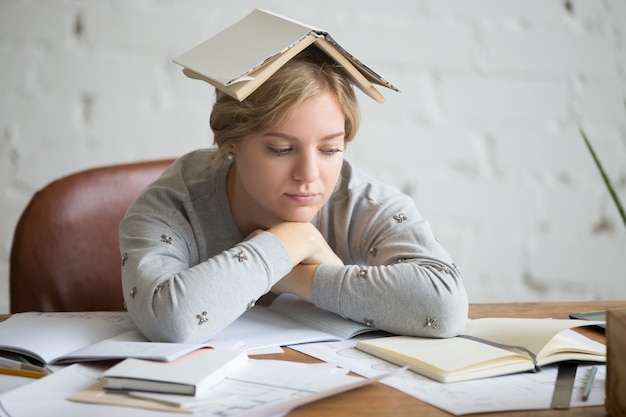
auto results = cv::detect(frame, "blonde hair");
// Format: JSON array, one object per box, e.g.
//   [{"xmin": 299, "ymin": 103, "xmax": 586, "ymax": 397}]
[{"xmin": 209, "ymin": 46, "xmax": 360, "ymax": 167}]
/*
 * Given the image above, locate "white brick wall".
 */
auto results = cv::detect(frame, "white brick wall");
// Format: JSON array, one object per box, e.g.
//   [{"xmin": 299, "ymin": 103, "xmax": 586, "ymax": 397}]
[{"xmin": 1, "ymin": 0, "xmax": 624, "ymax": 313}]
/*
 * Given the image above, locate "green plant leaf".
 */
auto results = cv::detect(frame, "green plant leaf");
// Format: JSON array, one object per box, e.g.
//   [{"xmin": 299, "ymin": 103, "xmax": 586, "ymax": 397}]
[{"xmin": 579, "ymin": 128, "xmax": 626, "ymax": 230}]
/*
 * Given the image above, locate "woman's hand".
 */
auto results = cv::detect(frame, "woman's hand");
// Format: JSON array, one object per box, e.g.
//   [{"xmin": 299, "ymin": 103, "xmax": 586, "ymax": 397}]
[
  {"xmin": 266, "ymin": 222, "xmax": 343, "ymax": 267},
  {"xmin": 249, "ymin": 222, "xmax": 343, "ymax": 302}
]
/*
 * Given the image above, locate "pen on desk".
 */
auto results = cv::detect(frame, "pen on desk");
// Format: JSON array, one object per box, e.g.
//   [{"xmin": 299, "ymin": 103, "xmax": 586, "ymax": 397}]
[
  {"xmin": 582, "ymin": 366, "xmax": 598, "ymax": 401},
  {"xmin": 0, "ymin": 367, "xmax": 49, "ymax": 379}
]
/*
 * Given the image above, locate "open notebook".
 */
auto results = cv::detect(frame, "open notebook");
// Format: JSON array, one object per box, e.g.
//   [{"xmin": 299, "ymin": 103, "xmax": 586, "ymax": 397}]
[
  {"xmin": 356, "ymin": 318, "xmax": 605, "ymax": 383},
  {"xmin": 0, "ymin": 294, "xmax": 379, "ymax": 364}
]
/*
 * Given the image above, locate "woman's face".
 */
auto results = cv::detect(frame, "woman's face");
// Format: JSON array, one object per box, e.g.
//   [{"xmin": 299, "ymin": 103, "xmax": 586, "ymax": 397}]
[{"xmin": 229, "ymin": 91, "xmax": 346, "ymax": 234}]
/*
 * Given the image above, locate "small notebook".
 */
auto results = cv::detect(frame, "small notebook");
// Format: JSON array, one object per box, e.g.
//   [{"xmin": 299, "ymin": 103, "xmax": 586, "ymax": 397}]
[{"xmin": 102, "ymin": 348, "xmax": 248, "ymax": 396}]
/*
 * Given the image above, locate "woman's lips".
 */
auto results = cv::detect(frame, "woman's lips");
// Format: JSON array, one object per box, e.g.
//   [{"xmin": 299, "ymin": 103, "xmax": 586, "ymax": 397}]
[{"xmin": 285, "ymin": 193, "xmax": 318, "ymax": 204}]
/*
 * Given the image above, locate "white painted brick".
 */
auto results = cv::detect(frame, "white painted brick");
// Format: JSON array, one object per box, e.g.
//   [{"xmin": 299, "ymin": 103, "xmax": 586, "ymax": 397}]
[
  {"xmin": 445, "ymin": 228, "xmax": 526, "ymax": 302},
  {"xmin": 415, "ymin": 178, "xmax": 538, "ymax": 232},
  {"xmin": 88, "ymin": 96, "xmax": 210, "ymax": 161},
  {"xmin": 0, "ymin": 1, "xmax": 71, "ymax": 43},
  {"xmin": 528, "ymin": 233, "xmax": 626, "ymax": 291},
  {"xmin": 36, "ymin": 52, "xmax": 160, "ymax": 97},
  {"xmin": 491, "ymin": 127, "xmax": 603, "ymax": 185},
  {"xmin": 1, "ymin": 97, "xmax": 54, "ymax": 133},
  {"xmin": 356, "ymin": 71, "xmax": 440, "ymax": 127},
  {"xmin": 427, "ymin": 0, "xmax": 565, "ymax": 21},
  {"xmin": 537, "ymin": 186, "xmax": 609, "ymax": 235},
  {"xmin": 480, "ymin": 29, "xmax": 616, "ymax": 75},
  {"xmin": 0, "ymin": 265, "xmax": 7, "ymax": 313},
  {"xmin": 428, "ymin": 0, "xmax": 610, "ymax": 29},
  {"xmin": 439, "ymin": 75, "xmax": 568, "ymax": 123},
  {"xmin": 607, "ymin": 0, "xmax": 626, "ymax": 28},
  {"xmin": 349, "ymin": 121, "xmax": 488, "ymax": 188},
  {"xmin": 409, "ymin": 20, "xmax": 475, "ymax": 69},
  {"xmin": 578, "ymin": 78, "xmax": 626, "ymax": 125},
  {"xmin": 0, "ymin": 49, "xmax": 28, "ymax": 92},
  {"xmin": 2, "ymin": 96, "xmax": 83, "ymax": 189},
  {"xmin": 350, "ymin": 18, "xmax": 476, "ymax": 70},
  {"xmin": 12, "ymin": 141, "xmax": 87, "ymax": 192},
  {"xmin": 571, "ymin": 0, "xmax": 616, "ymax": 27},
  {"xmin": 0, "ymin": 199, "xmax": 25, "ymax": 255},
  {"xmin": 1, "ymin": 95, "xmax": 77, "ymax": 145},
  {"xmin": 81, "ymin": 3, "xmax": 208, "ymax": 52}
]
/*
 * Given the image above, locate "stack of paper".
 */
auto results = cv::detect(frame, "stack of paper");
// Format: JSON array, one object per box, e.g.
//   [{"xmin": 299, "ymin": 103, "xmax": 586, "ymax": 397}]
[{"xmin": 0, "ymin": 360, "xmax": 392, "ymax": 415}]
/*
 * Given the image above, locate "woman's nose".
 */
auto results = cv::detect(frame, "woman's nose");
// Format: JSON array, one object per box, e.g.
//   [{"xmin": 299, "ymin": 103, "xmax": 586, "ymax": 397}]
[{"xmin": 292, "ymin": 152, "xmax": 319, "ymax": 182}]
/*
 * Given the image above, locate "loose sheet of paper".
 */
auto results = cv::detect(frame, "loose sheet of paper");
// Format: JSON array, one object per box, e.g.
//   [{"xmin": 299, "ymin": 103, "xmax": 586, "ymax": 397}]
[
  {"xmin": 207, "ymin": 306, "xmax": 343, "ymax": 351},
  {"xmin": 292, "ymin": 340, "xmax": 605, "ymax": 415},
  {"xmin": 0, "ymin": 374, "xmax": 32, "ymax": 395},
  {"xmin": 0, "ymin": 360, "xmax": 386, "ymax": 417}
]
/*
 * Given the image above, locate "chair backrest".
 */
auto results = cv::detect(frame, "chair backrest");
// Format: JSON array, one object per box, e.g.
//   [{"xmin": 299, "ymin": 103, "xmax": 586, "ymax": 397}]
[{"xmin": 10, "ymin": 159, "xmax": 174, "ymax": 313}]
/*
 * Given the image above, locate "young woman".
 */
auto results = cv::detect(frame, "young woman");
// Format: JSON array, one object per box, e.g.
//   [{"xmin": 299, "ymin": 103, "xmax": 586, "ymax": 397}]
[{"xmin": 119, "ymin": 47, "xmax": 468, "ymax": 343}]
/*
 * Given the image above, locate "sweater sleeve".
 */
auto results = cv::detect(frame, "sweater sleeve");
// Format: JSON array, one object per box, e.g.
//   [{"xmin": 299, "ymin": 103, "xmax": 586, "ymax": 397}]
[
  {"xmin": 119, "ymin": 192, "xmax": 293, "ymax": 343},
  {"xmin": 312, "ymin": 187, "xmax": 468, "ymax": 338}
]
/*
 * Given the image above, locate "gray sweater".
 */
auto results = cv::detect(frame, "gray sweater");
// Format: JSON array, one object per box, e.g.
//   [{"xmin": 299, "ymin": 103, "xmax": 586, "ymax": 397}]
[{"xmin": 119, "ymin": 149, "xmax": 468, "ymax": 342}]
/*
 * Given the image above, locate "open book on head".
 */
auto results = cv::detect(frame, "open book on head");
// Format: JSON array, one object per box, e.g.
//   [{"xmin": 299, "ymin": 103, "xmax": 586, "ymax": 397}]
[
  {"xmin": 173, "ymin": 8, "xmax": 399, "ymax": 103},
  {"xmin": 356, "ymin": 318, "xmax": 606, "ymax": 383}
]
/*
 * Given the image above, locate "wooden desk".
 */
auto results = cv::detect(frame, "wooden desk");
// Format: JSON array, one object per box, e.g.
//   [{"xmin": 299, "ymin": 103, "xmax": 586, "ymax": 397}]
[
  {"xmin": 253, "ymin": 300, "xmax": 626, "ymax": 417},
  {"xmin": 1, "ymin": 301, "xmax": 623, "ymax": 416}
]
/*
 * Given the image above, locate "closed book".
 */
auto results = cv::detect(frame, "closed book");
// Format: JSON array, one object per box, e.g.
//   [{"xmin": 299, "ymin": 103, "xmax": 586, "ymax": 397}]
[
  {"xmin": 103, "ymin": 348, "xmax": 248, "ymax": 396},
  {"xmin": 356, "ymin": 318, "xmax": 605, "ymax": 383}
]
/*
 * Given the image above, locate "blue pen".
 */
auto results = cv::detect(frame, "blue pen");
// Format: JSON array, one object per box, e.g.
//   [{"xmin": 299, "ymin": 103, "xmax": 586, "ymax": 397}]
[{"xmin": 582, "ymin": 366, "xmax": 597, "ymax": 401}]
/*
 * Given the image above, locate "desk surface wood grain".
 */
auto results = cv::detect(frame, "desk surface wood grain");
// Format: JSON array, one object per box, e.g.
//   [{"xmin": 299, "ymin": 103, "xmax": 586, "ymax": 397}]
[{"xmin": 2, "ymin": 300, "xmax": 624, "ymax": 417}]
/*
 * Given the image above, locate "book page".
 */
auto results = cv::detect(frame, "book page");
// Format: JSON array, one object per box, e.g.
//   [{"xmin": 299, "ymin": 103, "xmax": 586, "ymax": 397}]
[
  {"xmin": 0, "ymin": 312, "xmax": 132, "ymax": 364},
  {"xmin": 313, "ymin": 38, "xmax": 385, "ymax": 103},
  {"xmin": 356, "ymin": 335, "xmax": 534, "ymax": 382},
  {"xmin": 535, "ymin": 329, "xmax": 605, "ymax": 365},
  {"xmin": 462, "ymin": 318, "xmax": 605, "ymax": 358},
  {"xmin": 60, "ymin": 330, "xmax": 225, "ymax": 363},
  {"xmin": 207, "ymin": 305, "xmax": 343, "ymax": 351},
  {"xmin": 269, "ymin": 294, "xmax": 376, "ymax": 340}
]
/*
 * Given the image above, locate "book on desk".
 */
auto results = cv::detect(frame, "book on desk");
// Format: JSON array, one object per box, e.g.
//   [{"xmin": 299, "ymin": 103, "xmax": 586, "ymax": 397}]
[
  {"xmin": 356, "ymin": 317, "xmax": 606, "ymax": 383},
  {"xmin": 0, "ymin": 294, "xmax": 379, "ymax": 365},
  {"xmin": 102, "ymin": 348, "xmax": 248, "ymax": 396}
]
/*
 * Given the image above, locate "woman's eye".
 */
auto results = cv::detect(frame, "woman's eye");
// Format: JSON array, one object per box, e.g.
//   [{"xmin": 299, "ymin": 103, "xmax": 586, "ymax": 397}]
[
  {"xmin": 268, "ymin": 147, "xmax": 292, "ymax": 156},
  {"xmin": 321, "ymin": 148, "xmax": 343, "ymax": 156}
]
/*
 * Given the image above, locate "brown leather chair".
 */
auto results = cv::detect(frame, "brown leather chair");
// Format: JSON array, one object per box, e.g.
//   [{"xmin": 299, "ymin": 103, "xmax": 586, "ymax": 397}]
[{"xmin": 10, "ymin": 159, "xmax": 174, "ymax": 313}]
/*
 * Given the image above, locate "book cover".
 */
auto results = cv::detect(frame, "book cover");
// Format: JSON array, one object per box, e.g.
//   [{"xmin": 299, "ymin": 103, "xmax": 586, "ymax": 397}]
[
  {"xmin": 102, "ymin": 348, "xmax": 248, "ymax": 396},
  {"xmin": 173, "ymin": 9, "xmax": 398, "ymax": 103}
]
